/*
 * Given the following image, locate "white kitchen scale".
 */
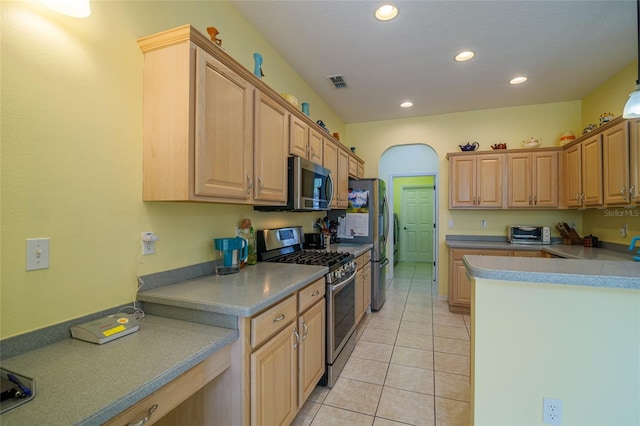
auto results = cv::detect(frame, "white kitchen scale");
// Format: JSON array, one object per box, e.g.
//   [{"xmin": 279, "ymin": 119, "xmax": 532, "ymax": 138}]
[{"xmin": 70, "ymin": 313, "xmax": 139, "ymax": 344}]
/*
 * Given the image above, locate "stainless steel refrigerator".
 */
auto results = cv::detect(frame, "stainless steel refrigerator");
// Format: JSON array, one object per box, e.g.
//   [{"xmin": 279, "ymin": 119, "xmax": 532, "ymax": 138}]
[{"xmin": 340, "ymin": 178, "xmax": 389, "ymax": 310}]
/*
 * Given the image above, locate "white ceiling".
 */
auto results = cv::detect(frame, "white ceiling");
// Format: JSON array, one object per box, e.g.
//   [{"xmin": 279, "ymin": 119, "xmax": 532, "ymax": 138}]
[{"xmin": 230, "ymin": 0, "xmax": 637, "ymax": 124}]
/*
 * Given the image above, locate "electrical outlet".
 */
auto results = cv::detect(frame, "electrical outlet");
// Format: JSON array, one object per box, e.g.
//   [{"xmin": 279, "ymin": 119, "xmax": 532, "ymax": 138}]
[
  {"xmin": 141, "ymin": 232, "xmax": 157, "ymax": 255},
  {"xmin": 481, "ymin": 219, "xmax": 487, "ymax": 228},
  {"xmin": 620, "ymin": 223, "xmax": 628, "ymax": 237},
  {"xmin": 448, "ymin": 219, "xmax": 454, "ymax": 228},
  {"xmin": 543, "ymin": 397, "xmax": 562, "ymax": 425}
]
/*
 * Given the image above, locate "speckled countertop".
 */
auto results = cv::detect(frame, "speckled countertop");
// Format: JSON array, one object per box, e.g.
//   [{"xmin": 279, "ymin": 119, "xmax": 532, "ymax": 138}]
[
  {"xmin": 445, "ymin": 238, "xmax": 635, "ymax": 261},
  {"xmin": 0, "ymin": 315, "xmax": 237, "ymax": 425},
  {"xmin": 464, "ymin": 255, "xmax": 640, "ymax": 289},
  {"xmin": 137, "ymin": 262, "xmax": 327, "ymax": 317},
  {"xmin": 332, "ymin": 243, "xmax": 372, "ymax": 257}
]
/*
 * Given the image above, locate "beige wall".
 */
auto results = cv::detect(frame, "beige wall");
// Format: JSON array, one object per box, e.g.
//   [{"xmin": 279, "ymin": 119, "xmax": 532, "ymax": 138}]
[
  {"xmin": 472, "ymin": 278, "xmax": 639, "ymax": 425},
  {"xmin": 0, "ymin": 1, "xmax": 344, "ymax": 338},
  {"xmin": 345, "ymin": 102, "xmax": 584, "ymax": 295}
]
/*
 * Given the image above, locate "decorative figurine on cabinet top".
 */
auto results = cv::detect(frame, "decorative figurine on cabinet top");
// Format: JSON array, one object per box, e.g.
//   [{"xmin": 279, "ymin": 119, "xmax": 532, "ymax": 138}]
[
  {"xmin": 206, "ymin": 27, "xmax": 222, "ymax": 47},
  {"xmin": 253, "ymin": 53, "xmax": 264, "ymax": 79}
]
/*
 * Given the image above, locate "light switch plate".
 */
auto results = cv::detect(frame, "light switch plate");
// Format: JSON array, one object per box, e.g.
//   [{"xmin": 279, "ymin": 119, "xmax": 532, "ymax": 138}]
[{"xmin": 26, "ymin": 238, "xmax": 49, "ymax": 271}]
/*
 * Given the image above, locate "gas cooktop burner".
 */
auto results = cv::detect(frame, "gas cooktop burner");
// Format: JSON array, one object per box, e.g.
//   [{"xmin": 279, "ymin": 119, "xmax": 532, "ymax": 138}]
[{"xmin": 267, "ymin": 250, "xmax": 352, "ymax": 268}]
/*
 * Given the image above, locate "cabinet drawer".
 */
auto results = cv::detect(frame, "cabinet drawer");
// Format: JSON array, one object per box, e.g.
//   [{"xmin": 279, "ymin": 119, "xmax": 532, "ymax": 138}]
[
  {"xmin": 298, "ymin": 278, "xmax": 325, "ymax": 313},
  {"xmin": 251, "ymin": 295, "xmax": 297, "ymax": 348}
]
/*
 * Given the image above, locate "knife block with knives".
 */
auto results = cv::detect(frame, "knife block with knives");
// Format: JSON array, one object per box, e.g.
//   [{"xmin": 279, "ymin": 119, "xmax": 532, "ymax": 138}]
[{"xmin": 555, "ymin": 222, "xmax": 584, "ymax": 245}]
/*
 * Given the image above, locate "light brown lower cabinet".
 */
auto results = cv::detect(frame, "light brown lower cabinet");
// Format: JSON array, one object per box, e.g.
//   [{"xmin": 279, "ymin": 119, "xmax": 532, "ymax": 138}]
[
  {"xmin": 448, "ymin": 248, "xmax": 510, "ymax": 313},
  {"xmin": 244, "ymin": 278, "xmax": 325, "ymax": 426},
  {"xmin": 103, "ymin": 345, "xmax": 231, "ymax": 426},
  {"xmin": 510, "ymin": 250, "xmax": 544, "ymax": 257},
  {"xmin": 449, "ymin": 248, "xmax": 553, "ymax": 312},
  {"xmin": 355, "ymin": 250, "xmax": 372, "ymax": 324}
]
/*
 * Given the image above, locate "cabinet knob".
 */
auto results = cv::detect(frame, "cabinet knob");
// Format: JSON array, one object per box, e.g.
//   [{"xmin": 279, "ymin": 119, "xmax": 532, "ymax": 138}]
[
  {"xmin": 273, "ymin": 313, "xmax": 285, "ymax": 323},
  {"xmin": 302, "ymin": 321, "xmax": 309, "ymax": 340},
  {"xmin": 621, "ymin": 186, "xmax": 627, "ymax": 197},
  {"xmin": 630, "ymin": 185, "xmax": 637, "ymax": 200},
  {"xmin": 127, "ymin": 404, "xmax": 157, "ymax": 426}
]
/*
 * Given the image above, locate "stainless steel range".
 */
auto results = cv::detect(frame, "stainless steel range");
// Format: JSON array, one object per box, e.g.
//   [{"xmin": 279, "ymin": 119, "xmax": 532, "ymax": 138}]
[{"xmin": 257, "ymin": 226, "xmax": 357, "ymax": 388}]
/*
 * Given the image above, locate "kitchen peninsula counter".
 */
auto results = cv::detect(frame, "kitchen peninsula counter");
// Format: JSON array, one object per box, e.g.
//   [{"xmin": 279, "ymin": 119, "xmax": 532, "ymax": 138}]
[
  {"xmin": 0, "ymin": 315, "xmax": 237, "ymax": 425},
  {"xmin": 464, "ymin": 255, "xmax": 640, "ymax": 289}
]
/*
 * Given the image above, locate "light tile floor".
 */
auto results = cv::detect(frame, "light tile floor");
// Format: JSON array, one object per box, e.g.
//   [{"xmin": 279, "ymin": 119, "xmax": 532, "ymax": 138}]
[{"xmin": 293, "ymin": 262, "xmax": 471, "ymax": 426}]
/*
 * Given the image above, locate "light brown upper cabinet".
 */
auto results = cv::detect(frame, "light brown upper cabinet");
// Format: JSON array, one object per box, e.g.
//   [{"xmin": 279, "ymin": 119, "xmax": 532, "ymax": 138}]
[
  {"xmin": 507, "ymin": 150, "xmax": 559, "ymax": 208},
  {"xmin": 449, "ymin": 153, "xmax": 504, "ymax": 208},
  {"xmin": 290, "ymin": 116, "xmax": 322, "ymax": 165},
  {"xmin": 323, "ymin": 139, "xmax": 349, "ymax": 208},
  {"xmin": 602, "ymin": 120, "xmax": 632, "ymax": 205},
  {"xmin": 630, "ymin": 119, "xmax": 640, "ymax": 205},
  {"xmin": 138, "ymin": 25, "xmax": 287, "ymax": 205},
  {"xmin": 564, "ymin": 134, "xmax": 603, "ymax": 208}
]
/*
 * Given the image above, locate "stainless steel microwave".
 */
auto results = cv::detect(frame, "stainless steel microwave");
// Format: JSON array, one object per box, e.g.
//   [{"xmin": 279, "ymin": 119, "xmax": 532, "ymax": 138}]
[
  {"xmin": 508, "ymin": 225, "xmax": 551, "ymax": 244},
  {"xmin": 255, "ymin": 156, "xmax": 333, "ymax": 211}
]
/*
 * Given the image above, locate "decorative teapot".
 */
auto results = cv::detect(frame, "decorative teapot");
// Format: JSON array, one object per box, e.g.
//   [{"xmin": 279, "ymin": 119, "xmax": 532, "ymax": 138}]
[
  {"xmin": 491, "ymin": 143, "xmax": 507, "ymax": 150},
  {"xmin": 522, "ymin": 137, "xmax": 542, "ymax": 148},
  {"xmin": 459, "ymin": 142, "xmax": 479, "ymax": 151}
]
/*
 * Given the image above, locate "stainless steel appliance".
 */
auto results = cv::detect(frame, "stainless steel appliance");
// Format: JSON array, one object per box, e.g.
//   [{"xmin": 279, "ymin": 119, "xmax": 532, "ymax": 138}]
[
  {"xmin": 257, "ymin": 226, "xmax": 357, "ymax": 388},
  {"xmin": 331, "ymin": 178, "xmax": 389, "ymax": 310},
  {"xmin": 508, "ymin": 225, "xmax": 551, "ymax": 244},
  {"xmin": 254, "ymin": 157, "xmax": 333, "ymax": 211},
  {"xmin": 393, "ymin": 213, "xmax": 400, "ymax": 265}
]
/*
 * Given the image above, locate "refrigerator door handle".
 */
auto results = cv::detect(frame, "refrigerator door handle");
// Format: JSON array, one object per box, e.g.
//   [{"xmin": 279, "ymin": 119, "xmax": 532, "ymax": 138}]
[
  {"xmin": 381, "ymin": 195, "xmax": 390, "ymax": 247},
  {"xmin": 380, "ymin": 258, "xmax": 390, "ymax": 267}
]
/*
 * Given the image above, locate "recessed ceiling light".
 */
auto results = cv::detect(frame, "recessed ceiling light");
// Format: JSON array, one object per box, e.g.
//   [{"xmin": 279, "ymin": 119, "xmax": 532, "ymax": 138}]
[
  {"xmin": 375, "ymin": 4, "xmax": 399, "ymax": 21},
  {"xmin": 510, "ymin": 76, "xmax": 528, "ymax": 85},
  {"xmin": 400, "ymin": 101, "xmax": 413, "ymax": 108},
  {"xmin": 454, "ymin": 51, "xmax": 475, "ymax": 62}
]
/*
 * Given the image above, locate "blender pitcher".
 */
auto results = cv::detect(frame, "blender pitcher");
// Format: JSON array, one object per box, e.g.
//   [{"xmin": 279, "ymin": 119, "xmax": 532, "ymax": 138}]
[{"xmin": 214, "ymin": 237, "xmax": 248, "ymax": 275}]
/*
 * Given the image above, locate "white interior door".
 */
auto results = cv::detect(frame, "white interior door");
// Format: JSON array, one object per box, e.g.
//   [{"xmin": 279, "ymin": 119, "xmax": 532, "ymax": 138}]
[{"xmin": 401, "ymin": 185, "xmax": 434, "ymax": 263}]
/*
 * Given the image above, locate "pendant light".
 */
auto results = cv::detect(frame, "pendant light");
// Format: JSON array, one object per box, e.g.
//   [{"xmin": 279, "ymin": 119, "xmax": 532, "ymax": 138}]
[{"xmin": 623, "ymin": 0, "xmax": 640, "ymax": 118}]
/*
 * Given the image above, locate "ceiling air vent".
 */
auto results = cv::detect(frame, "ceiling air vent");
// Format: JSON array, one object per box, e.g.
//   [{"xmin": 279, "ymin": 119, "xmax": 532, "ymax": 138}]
[{"xmin": 327, "ymin": 75, "xmax": 348, "ymax": 89}]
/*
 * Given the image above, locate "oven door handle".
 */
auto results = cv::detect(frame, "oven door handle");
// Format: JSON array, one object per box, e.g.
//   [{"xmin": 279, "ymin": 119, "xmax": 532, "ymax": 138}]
[{"xmin": 328, "ymin": 270, "xmax": 356, "ymax": 293}]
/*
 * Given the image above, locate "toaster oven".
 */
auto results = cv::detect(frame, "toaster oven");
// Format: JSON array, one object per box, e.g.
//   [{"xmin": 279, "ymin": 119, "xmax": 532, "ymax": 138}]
[{"xmin": 508, "ymin": 225, "xmax": 551, "ymax": 244}]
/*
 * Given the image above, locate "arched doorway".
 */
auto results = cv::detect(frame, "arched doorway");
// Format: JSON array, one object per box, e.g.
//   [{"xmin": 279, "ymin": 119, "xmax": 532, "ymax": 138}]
[{"xmin": 379, "ymin": 144, "xmax": 439, "ymax": 283}]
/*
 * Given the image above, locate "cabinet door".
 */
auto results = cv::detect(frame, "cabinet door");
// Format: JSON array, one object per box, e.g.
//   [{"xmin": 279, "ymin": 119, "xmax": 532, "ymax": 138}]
[
  {"xmin": 476, "ymin": 154, "xmax": 504, "ymax": 208},
  {"xmin": 254, "ymin": 92, "xmax": 288, "ymax": 203},
  {"xmin": 323, "ymin": 140, "xmax": 339, "ymax": 208},
  {"xmin": 565, "ymin": 144, "xmax": 582, "ymax": 207},
  {"xmin": 308, "ymin": 129, "xmax": 323, "ymax": 165},
  {"xmin": 289, "ymin": 115, "xmax": 309, "ymax": 158},
  {"xmin": 602, "ymin": 121, "xmax": 630, "ymax": 205},
  {"xmin": 449, "ymin": 156, "xmax": 477, "ymax": 208},
  {"xmin": 363, "ymin": 262, "xmax": 371, "ymax": 311},
  {"xmin": 348, "ymin": 155, "xmax": 358, "ymax": 177},
  {"xmin": 251, "ymin": 322, "xmax": 297, "ymax": 426},
  {"xmin": 355, "ymin": 270, "xmax": 364, "ymax": 324},
  {"xmin": 337, "ymin": 149, "xmax": 350, "ymax": 208},
  {"xmin": 298, "ymin": 299, "xmax": 325, "ymax": 405},
  {"xmin": 507, "ymin": 153, "xmax": 532, "ymax": 207},
  {"xmin": 450, "ymin": 259, "xmax": 471, "ymax": 307},
  {"xmin": 631, "ymin": 119, "xmax": 640, "ymax": 204},
  {"xmin": 581, "ymin": 135, "xmax": 603, "ymax": 206},
  {"xmin": 195, "ymin": 48, "xmax": 254, "ymax": 200},
  {"xmin": 532, "ymin": 151, "xmax": 559, "ymax": 207}
]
